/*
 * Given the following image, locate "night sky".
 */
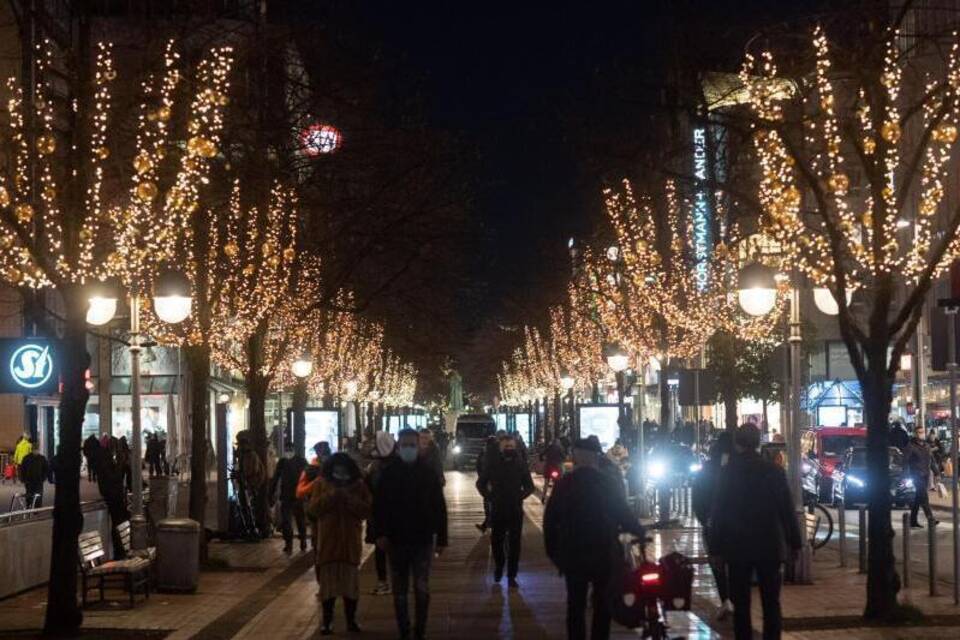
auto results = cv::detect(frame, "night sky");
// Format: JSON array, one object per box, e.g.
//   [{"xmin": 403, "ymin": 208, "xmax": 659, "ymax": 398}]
[{"xmin": 319, "ymin": 0, "xmax": 826, "ymax": 398}]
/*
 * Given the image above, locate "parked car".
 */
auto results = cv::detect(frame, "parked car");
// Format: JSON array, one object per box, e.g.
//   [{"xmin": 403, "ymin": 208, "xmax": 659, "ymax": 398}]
[
  {"xmin": 450, "ymin": 414, "xmax": 496, "ymax": 470},
  {"xmin": 801, "ymin": 426, "xmax": 867, "ymax": 502},
  {"xmin": 831, "ymin": 446, "xmax": 915, "ymax": 508}
]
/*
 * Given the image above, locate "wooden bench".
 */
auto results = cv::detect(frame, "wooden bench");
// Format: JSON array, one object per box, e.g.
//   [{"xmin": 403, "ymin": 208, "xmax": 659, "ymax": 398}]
[
  {"xmin": 78, "ymin": 531, "xmax": 151, "ymax": 607},
  {"xmin": 116, "ymin": 520, "xmax": 158, "ymax": 562}
]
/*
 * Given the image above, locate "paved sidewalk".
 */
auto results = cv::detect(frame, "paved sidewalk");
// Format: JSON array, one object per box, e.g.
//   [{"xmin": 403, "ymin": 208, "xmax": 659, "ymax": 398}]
[{"xmin": 2, "ymin": 471, "xmax": 960, "ymax": 638}]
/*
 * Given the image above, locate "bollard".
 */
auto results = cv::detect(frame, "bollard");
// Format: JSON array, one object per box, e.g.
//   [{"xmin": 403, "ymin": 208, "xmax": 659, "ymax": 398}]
[
  {"xmin": 858, "ymin": 507, "xmax": 867, "ymax": 574},
  {"xmin": 929, "ymin": 519, "xmax": 938, "ymax": 596},
  {"xmin": 902, "ymin": 513, "xmax": 911, "ymax": 589},
  {"xmin": 838, "ymin": 504, "xmax": 846, "ymax": 568}
]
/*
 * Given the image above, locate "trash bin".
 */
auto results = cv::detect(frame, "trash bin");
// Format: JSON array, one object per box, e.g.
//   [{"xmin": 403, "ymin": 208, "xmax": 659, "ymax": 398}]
[{"xmin": 156, "ymin": 518, "xmax": 200, "ymax": 592}]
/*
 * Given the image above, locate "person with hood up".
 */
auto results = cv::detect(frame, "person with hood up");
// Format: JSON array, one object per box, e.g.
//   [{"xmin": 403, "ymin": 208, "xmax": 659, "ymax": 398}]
[
  {"xmin": 366, "ymin": 431, "xmax": 397, "ymax": 595},
  {"xmin": 307, "ymin": 452, "xmax": 372, "ymax": 635},
  {"xmin": 476, "ymin": 433, "xmax": 534, "ymax": 587},
  {"xmin": 271, "ymin": 442, "xmax": 308, "ymax": 553}
]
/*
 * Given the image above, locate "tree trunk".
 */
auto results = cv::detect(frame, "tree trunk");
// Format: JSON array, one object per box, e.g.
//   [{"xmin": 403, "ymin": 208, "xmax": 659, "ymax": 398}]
[
  {"xmin": 186, "ymin": 344, "xmax": 210, "ymax": 560},
  {"xmin": 659, "ymin": 374, "xmax": 672, "ymax": 434},
  {"xmin": 293, "ymin": 380, "xmax": 307, "ymax": 456},
  {"xmin": 862, "ymin": 353, "xmax": 898, "ymax": 619},
  {"xmin": 246, "ymin": 372, "xmax": 270, "ymax": 537},
  {"xmin": 43, "ymin": 288, "xmax": 90, "ymax": 635},
  {"xmin": 724, "ymin": 389, "xmax": 738, "ymax": 431}
]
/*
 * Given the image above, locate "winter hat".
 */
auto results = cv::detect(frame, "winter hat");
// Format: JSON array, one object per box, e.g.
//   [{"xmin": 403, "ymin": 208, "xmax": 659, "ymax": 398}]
[{"xmin": 376, "ymin": 431, "xmax": 396, "ymax": 458}]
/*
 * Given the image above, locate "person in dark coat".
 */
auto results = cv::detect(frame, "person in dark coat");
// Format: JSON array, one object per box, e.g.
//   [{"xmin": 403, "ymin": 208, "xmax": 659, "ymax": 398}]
[
  {"xmin": 540, "ymin": 438, "xmax": 566, "ymax": 503},
  {"xmin": 890, "ymin": 421, "xmax": 910, "ymax": 451},
  {"xmin": 270, "ymin": 442, "xmax": 308, "ymax": 553},
  {"xmin": 19, "ymin": 450, "xmax": 51, "ymax": 507},
  {"xmin": 709, "ymin": 424, "xmax": 802, "ymax": 640},
  {"xmin": 475, "ymin": 436, "xmax": 500, "ymax": 533},
  {"xmin": 366, "ymin": 431, "xmax": 397, "ymax": 596},
  {"xmin": 544, "ymin": 438, "xmax": 643, "ymax": 640},
  {"xmin": 476, "ymin": 434, "xmax": 534, "ymax": 586},
  {"xmin": 91, "ymin": 442, "xmax": 131, "ymax": 556},
  {"xmin": 692, "ymin": 431, "xmax": 733, "ymax": 620},
  {"xmin": 418, "ymin": 428, "xmax": 446, "ymax": 488},
  {"xmin": 905, "ymin": 425, "xmax": 938, "ymax": 528},
  {"xmin": 375, "ymin": 429, "xmax": 448, "ymax": 640},
  {"xmin": 82, "ymin": 434, "xmax": 100, "ymax": 482}
]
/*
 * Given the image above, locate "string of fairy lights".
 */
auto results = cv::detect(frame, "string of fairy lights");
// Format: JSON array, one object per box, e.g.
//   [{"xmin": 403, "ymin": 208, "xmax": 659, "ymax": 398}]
[{"xmin": 0, "ymin": 39, "xmax": 417, "ymax": 407}]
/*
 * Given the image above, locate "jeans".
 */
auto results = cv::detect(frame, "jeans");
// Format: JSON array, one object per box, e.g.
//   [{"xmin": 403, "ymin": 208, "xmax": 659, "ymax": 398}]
[
  {"xmin": 910, "ymin": 481, "xmax": 934, "ymax": 525},
  {"xmin": 389, "ymin": 543, "xmax": 433, "ymax": 638},
  {"xmin": 491, "ymin": 512, "xmax": 523, "ymax": 578},
  {"xmin": 375, "ymin": 546, "xmax": 388, "ymax": 582},
  {"xmin": 279, "ymin": 499, "xmax": 306, "ymax": 547},
  {"xmin": 565, "ymin": 570, "xmax": 611, "ymax": 640},
  {"xmin": 728, "ymin": 560, "xmax": 783, "ymax": 640}
]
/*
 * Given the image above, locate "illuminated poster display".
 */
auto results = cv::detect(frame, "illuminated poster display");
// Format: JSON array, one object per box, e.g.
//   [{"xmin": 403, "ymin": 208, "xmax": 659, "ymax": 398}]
[
  {"xmin": 303, "ymin": 409, "xmax": 340, "ymax": 459},
  {"xmin": 692, "ymin": 127, "xmax": 712, "ymax": 292},
  {"xmin": 578, "ymin": 405, "xmax": 620, "ymax": 452},
  {"xmin": 514, "ymin": 413, "xmax": 532, "ymax": 445},
  {"xmin": 387, "ymin": 415, "xmax": 403, "ymax": 435}
]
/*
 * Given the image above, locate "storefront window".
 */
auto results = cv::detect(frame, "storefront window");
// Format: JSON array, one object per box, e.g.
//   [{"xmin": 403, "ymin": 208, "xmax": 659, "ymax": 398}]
[
  {"xmin": 83, "ymin": 394, "xmax": 100, "ymax": 440},
  {"xmin": 112, "ymin": 394, "xmax": 178, "ymax": 446}
]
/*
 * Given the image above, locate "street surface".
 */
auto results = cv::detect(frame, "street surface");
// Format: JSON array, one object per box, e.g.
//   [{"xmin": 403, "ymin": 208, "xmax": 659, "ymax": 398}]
[
  {"xmin": 3, "ymin": 472, "xmax": 960, "ymax": 638},
  {"xmin": 0, "ymin": 479, "xmax": 100, "ymax": 514}
]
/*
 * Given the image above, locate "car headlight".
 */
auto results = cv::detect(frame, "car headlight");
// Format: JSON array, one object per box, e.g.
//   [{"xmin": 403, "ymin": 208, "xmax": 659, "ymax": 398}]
[
  {"xmin": 648, "ymin": 460, "xmax": 666, "ymax": 479},
  {"xmin": 847, "ymin": 475, "xmax": 865, "ymax": 488},
  {"xmin": 452, "ymin": 445, "xmax": 462, "ymax": 455},
  {"xmin": 689, "ymin": 462, "xmax": 702, "ymax": 473},
  {"xmin": 903, "ymin": 477, "xmax": 914, "ymax": 488}
]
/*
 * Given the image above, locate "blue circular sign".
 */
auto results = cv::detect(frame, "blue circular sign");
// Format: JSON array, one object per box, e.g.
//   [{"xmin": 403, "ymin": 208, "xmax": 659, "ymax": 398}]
[{"xmin": 10, "ymin": 343, "xmax": 53, "ymax": 389}]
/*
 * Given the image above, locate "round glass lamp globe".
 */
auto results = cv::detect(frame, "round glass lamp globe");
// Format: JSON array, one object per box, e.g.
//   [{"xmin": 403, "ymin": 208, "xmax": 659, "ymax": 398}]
[
  {"xmin": 291, "ymin": 358, "xmax": 313, "ymax": 378},
  {"xmin": 154, "ymin": 295, "xmax": 192, "ymax": 324},
  {"xmin": 607, "ymin": 354, "xmax": 630, "ymax": 373},
  {"xmin": 86, "ymin": 297, "xmax": 118, "ymax": 326},
  {"xmin": 738, "ymin": 288, "xmax": 777, "ymax": 317},
  {"xmin": 812, "ymin": 287, "xmax": 853, "ymax": 316}
]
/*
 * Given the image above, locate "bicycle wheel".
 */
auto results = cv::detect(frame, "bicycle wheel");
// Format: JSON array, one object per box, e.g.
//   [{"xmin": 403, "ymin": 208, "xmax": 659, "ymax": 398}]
[{"xmin": 810, "ymin": 504, "xmax": 833, "ymax": 549}]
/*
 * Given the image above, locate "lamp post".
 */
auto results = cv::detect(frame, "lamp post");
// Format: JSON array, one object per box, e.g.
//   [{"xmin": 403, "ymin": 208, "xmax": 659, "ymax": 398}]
[
  {"xmin": 291, "ymin": 355, "xmax": 312, "ymax": 457},
  {"xmin": 738, "ymin": 263, "xmax": 850, "ymax": 583},
  {"xmin": 86, "ymin": 270, "xmax": 192, "ymax": 549},
  {"xmin": 604, "ymin": 342, "xmax": 630, "ymax": 422},
  {"xmin": 560, "ymin": 371, "xmax": 575, "ymax": 438}
]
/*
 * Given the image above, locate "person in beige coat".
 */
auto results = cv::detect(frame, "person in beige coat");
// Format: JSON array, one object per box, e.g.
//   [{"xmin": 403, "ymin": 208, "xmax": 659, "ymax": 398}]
[{"xmin": 307, "ymin": 452, "xmax": 372, "ymax": 636}]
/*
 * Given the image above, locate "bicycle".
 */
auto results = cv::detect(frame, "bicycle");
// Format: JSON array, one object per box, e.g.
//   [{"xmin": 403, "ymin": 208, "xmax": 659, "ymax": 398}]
[{"xmin": 804, "ymin": 497, "xmax": 833, "ymax": 550}]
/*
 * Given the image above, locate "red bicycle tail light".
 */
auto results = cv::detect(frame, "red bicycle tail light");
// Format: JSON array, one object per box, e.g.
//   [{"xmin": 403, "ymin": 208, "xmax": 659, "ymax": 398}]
[
  {"xmin": 640, "ymin": 572, "xmax": 661, "ymax": 585},
  {"xmin": 550, "ymin": 470, "xmax": 559, "ymax": 479}
]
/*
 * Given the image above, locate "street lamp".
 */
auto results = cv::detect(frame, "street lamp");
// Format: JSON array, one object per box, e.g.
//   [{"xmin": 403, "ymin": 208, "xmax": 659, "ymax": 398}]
[
  {"xmin": 605, "ymin": 343, "xmax": 630, "ymax": 374},
  {"xmin": 291, "ymin": 354, "xmax": 312, "ymax": 457},
  {"xmin": 86, "ymin": 270, "xmax": 192, "ymax": 549},
  {"xmin": 811, "ymin": 287, "xmax": 854, "ymax": 316},
  {"xmin": 737, "ymin": 262, "xmax": 778, "ymax": 317}
]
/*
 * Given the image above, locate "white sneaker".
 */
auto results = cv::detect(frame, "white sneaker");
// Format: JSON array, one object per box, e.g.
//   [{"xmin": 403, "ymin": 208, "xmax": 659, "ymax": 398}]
[
  {"xmin": 371, "ymin": 582, "xmax": 392, "ymax": 596},
  {"xmin": 716, "ymin": 600, "xmax": 733, "ymax": 621}
]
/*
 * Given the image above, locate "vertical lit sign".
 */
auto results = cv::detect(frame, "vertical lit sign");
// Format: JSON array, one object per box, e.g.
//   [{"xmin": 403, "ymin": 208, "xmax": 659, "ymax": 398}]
[{"xmin": 692, "ymin": 128, "xmax": 712, "ymax": 291}]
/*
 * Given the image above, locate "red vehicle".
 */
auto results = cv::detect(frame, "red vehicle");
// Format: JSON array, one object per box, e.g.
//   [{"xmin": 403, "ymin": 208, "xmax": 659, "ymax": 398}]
[{"xmin": 801, "ymin": 426, "xmax": 867, "ymax": 503}]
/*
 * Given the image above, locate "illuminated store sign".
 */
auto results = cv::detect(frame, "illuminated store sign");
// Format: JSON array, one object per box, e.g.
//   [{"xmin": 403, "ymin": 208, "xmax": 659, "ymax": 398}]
[
  {"xmin": 692, "ymin": 127, "xmax": 712, "ymax": 291},
  {"xmin": 0, "ymin": 338, "xmax": 59, "ymax": 394}
]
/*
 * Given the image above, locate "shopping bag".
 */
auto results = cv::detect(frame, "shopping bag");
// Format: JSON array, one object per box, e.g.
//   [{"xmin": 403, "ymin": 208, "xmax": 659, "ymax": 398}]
[{"xmin": 937, "ymin": 481, "xmax": 947, "ymax": 498}]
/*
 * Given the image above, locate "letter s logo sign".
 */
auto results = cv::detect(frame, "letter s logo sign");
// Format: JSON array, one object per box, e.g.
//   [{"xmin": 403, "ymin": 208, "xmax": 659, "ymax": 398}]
[{"xmin": 10, "ymin": 344, "xmax": 53, "ymax": 389}]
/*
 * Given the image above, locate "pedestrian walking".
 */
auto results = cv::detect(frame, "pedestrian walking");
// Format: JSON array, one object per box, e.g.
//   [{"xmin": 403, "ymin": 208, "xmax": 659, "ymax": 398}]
[
  {"xmin": 709, "ymin": 424, "xmax": 801, "ymax": 640},
  {"xmin": 117, "ymin": 436, "xmax": 132, "ymax": 492},
  {"xmin": 540, "ymin": 437, "xmax": 565, "ymax": 503},
  {"xmin": 366, "ymin": 431, "xmax": 397, "ymax": 596},
  {"xmin": 475, "ymin": 435, "xmax": 499, "ymax": 533},
  {"xmin": 19, "ymin": 449, "xmax": 50, "ymax": 507},
  {"xmin": 307, "ymin": 453, "xmax": 372, "ymax": 636},
  {"xmin": 13, "ymin": 434, "xmax": 32, "ymax": 482},
  {"xmin": 476, "ymin": 433, "xmax": 534, "ymax": 587},
  {"xmin": 299, "ymin": 441, "xmax": 333, "ymax": 591},
  {"xmin": 375, "ymin": 428, "xmax": 448, "ymax": 640},
  {"xmin": 906, "ymin": 425, "xmax": 939, "ymax": 528},
  {"xmin": 270, "ymin": 442, "xmax": 308, "ymax": 554},
  {"xmin": 544, "ymin": 437, "xmax": 643, "ymax": 640},
  {"xmin": 692, "ymin": 431, "xmax": 733, "ymax": 620},
  {"xmin": 418, "ymin": 428, "xmax": 446, "ymax": 487},
  {"xmin": 82, "ymin": 434, "xmax": 100, "ymax": 482}
]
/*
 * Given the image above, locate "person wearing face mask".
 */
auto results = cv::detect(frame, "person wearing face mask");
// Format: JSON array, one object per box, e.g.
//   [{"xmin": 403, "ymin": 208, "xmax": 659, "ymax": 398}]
[
  {"xmin": 544, "ymin": 438, "xmax": 643, "ymax": 640},
  {"xmin": 476, "ymin": 434, "xmax": 534, "ymax": 587},
  {"xmin": 307, "ymin": 453, "xmax": 372, "ymax": 636},
  {"xmin": 375, "ymin": 429, "xmax": 448, "ymax": 640},
  {"xmin": 270, "ymin": 442, "xmax": 308, "ymax": 554}
]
